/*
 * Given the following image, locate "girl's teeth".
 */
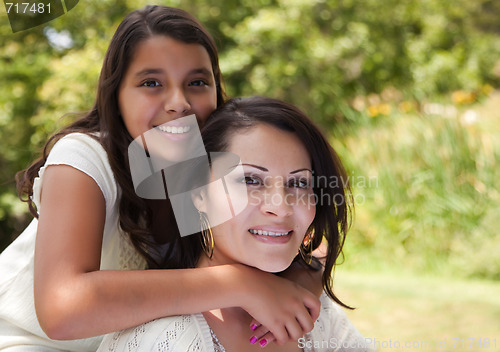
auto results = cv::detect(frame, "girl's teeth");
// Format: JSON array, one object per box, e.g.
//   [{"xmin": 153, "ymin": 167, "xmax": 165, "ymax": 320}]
[
  {"xmin": 249, "ymin": 229, "xmax": 290, "ymax": 237},
  {"xmin": 157, "ymin": 125, "xmax": 191, "ymax": 134}
]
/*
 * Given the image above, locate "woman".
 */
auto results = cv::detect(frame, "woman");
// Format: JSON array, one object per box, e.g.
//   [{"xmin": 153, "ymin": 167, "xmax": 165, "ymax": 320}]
[{"xmin": 97, "ymin": 96, "xmax": 372, "ymax": 351}]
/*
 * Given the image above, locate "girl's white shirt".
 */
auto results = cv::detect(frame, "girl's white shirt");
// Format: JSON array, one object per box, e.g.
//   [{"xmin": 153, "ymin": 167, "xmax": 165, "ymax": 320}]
[
  {"xmin": 97, "ymin": 292, "xmax": 374, "ymax": 352},
  {"xmin": 0, "ymin": 133, "xmax": 147, "ymax": 351}
]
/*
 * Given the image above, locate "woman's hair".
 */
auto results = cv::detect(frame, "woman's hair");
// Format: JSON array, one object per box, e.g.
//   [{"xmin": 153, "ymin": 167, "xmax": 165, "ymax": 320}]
[
  {"xmin": 16, "ymin": 5, "xmax": 225, "ymax": 267},
  {"xmin": 168, "ymin": 96, "xmax": 353, "ymax": 308}
]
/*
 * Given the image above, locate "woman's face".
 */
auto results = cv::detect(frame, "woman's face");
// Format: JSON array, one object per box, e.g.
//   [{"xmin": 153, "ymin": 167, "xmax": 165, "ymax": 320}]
[
  {"xmin": 198, "ymin": 123, "xmax": 316, "ymax": 273},
  {"xmin": 119, "ymin": 35, "xmax": 217, "ymax": 162}
]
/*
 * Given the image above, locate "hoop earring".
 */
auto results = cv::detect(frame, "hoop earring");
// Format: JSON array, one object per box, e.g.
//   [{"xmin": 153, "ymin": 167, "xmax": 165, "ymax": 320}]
[
  {"xmin": 199, "ymin": 212, "xmax": 214, "ymax": 259},
  {"xmin": 299, "ymin": 233, "xmax": 313, "ymax": 265}
]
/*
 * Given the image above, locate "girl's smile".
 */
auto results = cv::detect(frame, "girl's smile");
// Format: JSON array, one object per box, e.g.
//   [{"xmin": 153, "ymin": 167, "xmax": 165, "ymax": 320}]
[{"xmin": 153, "ymin": 114, "xmax": 198, "ymax": 142}]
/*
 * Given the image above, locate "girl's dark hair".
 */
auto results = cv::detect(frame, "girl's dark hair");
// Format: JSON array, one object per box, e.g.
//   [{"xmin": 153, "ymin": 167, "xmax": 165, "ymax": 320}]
[
  {"xmin": 169, "ymin": 96, "xmax": 353, "ymax": 308},
  {"xmin": 16, "ymin": 5, "xmax": 225, "ymax": 267}
]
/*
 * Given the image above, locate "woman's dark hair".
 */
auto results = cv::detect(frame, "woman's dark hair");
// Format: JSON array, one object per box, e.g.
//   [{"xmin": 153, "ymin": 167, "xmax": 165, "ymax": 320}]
[
  {"xmin": 16, "ymin": 5, "xmax": 225, "ymax": 267},
  {"xmin": 169, "ymin": 96, "xmax": 353, "ymax": 308}
]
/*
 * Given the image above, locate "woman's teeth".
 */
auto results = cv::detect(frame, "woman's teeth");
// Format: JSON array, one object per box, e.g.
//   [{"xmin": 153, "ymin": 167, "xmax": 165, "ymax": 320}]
[
  {"xmin": 156, "ymin": 125, "xmax": 191, "ymax": 134},
  {"xmin": 249, "ymin": 229, "xmax": 291, "ymax": 237}
]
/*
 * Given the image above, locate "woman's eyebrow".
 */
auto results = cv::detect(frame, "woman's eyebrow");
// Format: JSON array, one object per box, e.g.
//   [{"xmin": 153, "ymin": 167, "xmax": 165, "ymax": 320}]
[
  {"xmin": 241, "ymin": 164, "xmax": 312, "ymax": 175},
  {"xmin": 241, "ymin": 163, "xmax": 268, "ymax": 172},
  {"xmin": 290, "ymin": 168, "xmax": 312, "ymax": 174}
]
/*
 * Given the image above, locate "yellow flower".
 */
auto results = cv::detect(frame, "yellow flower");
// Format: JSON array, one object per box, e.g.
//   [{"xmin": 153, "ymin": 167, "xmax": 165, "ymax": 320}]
[
  {"xmin": 367, "ymin": 105, "xmax": 379, "ymax": 117},
  {"xmin": 367, "ymin": 104, "xmax": 392, "ymax": 117},
  {"xmin": 398, "ymin": 101, "xmax": 414, "ymax": 113},
  {"xmin": 452, "ymin": 90, "xmax": 476, "ymax": 105}
]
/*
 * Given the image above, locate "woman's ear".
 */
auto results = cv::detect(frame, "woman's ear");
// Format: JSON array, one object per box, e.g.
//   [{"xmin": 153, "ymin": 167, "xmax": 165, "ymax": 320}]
[{"xmin": 191, "ymin": 189, "xmax": 207, "ymax": 213}]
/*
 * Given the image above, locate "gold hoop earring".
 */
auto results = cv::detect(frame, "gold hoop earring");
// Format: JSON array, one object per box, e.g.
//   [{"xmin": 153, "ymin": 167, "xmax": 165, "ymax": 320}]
[
  {"xmin": 299, "ymin": 233, "xmax": 313, "ymax": 265},
  {"xmin": 199, "ymin": 212, "xmax": 214, "ymax": 259}
]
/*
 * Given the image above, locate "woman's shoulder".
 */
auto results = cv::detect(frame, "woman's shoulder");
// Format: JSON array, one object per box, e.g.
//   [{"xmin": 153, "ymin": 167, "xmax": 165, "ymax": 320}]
[{"xmin": 97, "ymin": 314, "xmax": 214, "ymax": 352}]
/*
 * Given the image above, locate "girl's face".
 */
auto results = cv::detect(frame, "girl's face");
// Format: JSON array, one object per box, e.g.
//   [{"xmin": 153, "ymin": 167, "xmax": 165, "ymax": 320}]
[
  {"xmin": 119, "ymin": 35, "xmax": 217, "ymax": 142},
  {"xmin": 197, "ymin": 123, "xmax": 316, "ymax": 273}
]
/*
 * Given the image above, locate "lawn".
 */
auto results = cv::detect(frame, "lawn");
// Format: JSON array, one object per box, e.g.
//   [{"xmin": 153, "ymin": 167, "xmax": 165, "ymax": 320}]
[{"xmin": 334, "ymin": 269, "xmax": 500, "ymax": 352}]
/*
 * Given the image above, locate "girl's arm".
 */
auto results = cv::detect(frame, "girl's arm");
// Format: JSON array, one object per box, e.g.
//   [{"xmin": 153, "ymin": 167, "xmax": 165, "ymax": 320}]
[
  {"xmin": 34, "ymin": 165, "xmax": 320, "ymax": 344},
  {"xmin": 247, "ymin": 249, "xmax": 326, "ymax": 346}
]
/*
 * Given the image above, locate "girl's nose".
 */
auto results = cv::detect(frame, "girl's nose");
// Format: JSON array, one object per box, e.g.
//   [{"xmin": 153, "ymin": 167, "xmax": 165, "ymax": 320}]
[{"xmin": 164, "ymin": 88, "xmax": 191, "ymax": 115}]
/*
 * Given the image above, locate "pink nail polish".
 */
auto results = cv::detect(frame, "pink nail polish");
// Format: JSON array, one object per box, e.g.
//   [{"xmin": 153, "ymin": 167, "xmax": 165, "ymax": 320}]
[
  {"xmin": 250, "ymin": 336, "xmax": 257, "ymax": 344},
  {"xmin": 260, "ymin": 339, "xmax": 268, "ymax": 347},
  {"xmin": 250, "ymin": 324, "xmax": 258, "ymax": 331}
]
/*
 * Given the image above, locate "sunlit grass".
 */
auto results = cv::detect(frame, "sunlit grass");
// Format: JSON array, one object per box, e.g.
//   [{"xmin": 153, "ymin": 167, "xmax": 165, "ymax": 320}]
[{"xmin": 334, "ymin": 270, "xmax": 500, "ymax": 352}]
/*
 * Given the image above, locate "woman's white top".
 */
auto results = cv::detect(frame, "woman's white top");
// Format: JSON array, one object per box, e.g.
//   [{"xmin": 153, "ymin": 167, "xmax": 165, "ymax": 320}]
[
  {"xmin": 0, "ymin": 133, "xmax": 147, "ymax": 351},
  {"xmin": 97, "ymin": 292, "xmax": 373, "ymax": 352}
]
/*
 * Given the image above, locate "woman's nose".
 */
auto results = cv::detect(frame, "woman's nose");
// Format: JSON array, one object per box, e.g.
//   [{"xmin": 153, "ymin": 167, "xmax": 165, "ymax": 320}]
[{"xmin": 259, "ymin": 184, "xmax": 293, "ymax": 217}]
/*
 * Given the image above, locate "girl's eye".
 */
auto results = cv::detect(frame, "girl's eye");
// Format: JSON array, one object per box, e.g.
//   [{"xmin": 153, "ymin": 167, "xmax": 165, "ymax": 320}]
[
  {"xmin": 141, "ymin": 80, "xmax": 161, "ymax": 88},
  {"xmin": 189, "ymin": 79, "xmax": 208, "ymax": 87}
]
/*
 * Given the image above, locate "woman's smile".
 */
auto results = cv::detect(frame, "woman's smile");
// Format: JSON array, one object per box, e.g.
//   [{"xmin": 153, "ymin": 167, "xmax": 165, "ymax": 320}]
[{"xmin": 248, "ymin": 228, "xmax": 294, "ymax": 244}]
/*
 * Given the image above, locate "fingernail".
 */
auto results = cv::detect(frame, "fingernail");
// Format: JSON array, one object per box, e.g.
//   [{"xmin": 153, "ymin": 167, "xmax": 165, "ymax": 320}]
[
  {"xmin": 250, "ymin": 336, "xmax": 258, "ymax": 344},
  {"xmin": 250, "ymin": 324, "xmax": 258, "ymax": 331},
  {"xmin": 260, "ymin": 339, "xmax": 268, "ymax": 347}
]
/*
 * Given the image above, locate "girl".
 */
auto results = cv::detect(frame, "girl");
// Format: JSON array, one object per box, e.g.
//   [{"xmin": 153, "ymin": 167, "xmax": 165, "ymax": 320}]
[
  {"xmin": 0, "ymin": 6, "xmax": 320, "ymax": 351},
  {"xmin": 97, "ymin": 96, "xmax": 372, "ymax": 352}
]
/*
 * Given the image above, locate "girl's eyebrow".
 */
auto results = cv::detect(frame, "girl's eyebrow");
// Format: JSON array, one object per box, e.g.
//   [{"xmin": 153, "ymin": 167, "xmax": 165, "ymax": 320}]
[
  {"xmin": 189, "ymin": 67, "xmax": 213, "ymax": 76},
  {"xmin": 134, "ymin": 67, "xmax": 212, "ymax": 78},
  {"xmin": 135, "ymin": 68, "xmax": 164, "ymax": 77},
  {"xmin": 241, "ymin": 163, "xmax": 312, "ymax": 174}
]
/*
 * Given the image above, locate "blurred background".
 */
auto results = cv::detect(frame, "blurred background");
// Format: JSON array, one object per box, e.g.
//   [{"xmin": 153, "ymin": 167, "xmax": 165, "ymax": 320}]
[{"xmin": 1, "ymin": 0, "xmax": 499, "ymax": 350}]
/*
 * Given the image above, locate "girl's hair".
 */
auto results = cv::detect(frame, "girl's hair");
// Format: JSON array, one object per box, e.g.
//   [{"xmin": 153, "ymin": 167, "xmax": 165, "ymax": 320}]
[
  {"xmin": 169, "ymin": 96, "xmax": 353, "ymax": 308},
  {"xmin": 16, "ymin": 5, "xmax": 225, "ymax": 267}
]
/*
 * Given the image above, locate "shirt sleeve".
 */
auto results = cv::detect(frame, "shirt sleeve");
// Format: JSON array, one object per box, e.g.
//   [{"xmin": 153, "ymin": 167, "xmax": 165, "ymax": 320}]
[{"xmin": 32, "ymin": 132, "xmax": 117, "ymax": 214}]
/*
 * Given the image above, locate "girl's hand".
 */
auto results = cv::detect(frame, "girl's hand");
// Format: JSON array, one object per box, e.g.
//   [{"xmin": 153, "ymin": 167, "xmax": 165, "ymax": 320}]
[
  {"xmin": 248, "ymin": 319, "xmax": 274, "ymax": 348},
  {"xmin": 235, "ymin": 265, "xmax": 321, "ymax": 346},
  {"xmin": 247, "ymin": 257, "xmax": 325, "ymax": 347}
]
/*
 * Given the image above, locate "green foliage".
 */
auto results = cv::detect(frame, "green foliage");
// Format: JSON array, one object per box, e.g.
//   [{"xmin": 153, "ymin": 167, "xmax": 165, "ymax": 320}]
[
  {"xmin": 339, "ymin": 99, "xmax": 500, "ymax": 279},
  {"xmin": 0, "ymin": 0, "xmax": 130, "ymax": 249}
]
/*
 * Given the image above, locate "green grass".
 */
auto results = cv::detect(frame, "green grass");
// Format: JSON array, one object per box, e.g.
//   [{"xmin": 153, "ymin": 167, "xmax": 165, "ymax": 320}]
[{"xmin": 334, "ymin": 269, "xmax": 500, "ymax": 352}]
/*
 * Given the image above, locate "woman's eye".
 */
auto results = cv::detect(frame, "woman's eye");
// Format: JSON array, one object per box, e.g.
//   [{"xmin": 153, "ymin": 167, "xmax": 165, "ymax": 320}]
[
  {"xmin": 240, "ymin": 176, "xmax": 262, "ymax": 185},
  {"xmin": 189, "ymin": 79, "xmax": 208, "ymax": 87},
  {"xmin": 141, "ymin": 80, "xmax": 161, "ymax": 88},
  {"xmin": 289, "ymin": 179, "xmax": 310, "ymax": 189}
]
